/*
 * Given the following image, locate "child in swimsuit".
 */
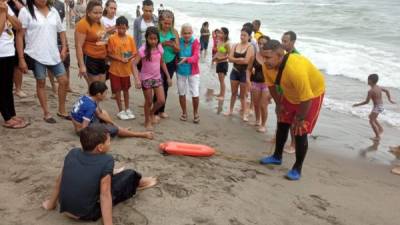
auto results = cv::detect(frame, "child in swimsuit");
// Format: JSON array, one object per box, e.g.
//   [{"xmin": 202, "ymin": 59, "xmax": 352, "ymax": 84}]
[{"xmin": 353, "ymin": 74, "xmax": 395, "ymax": 141}]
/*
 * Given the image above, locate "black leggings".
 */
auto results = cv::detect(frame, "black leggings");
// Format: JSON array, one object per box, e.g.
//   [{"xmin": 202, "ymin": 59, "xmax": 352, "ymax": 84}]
[
  {"xmin": 0, "ymin": 56, "xmax": 16, "ymax": 121},
  {"xmin": 273, "ymin": 122, "xmax": 309, "ymax": 173},
  {"xmin": 79, "ymin": 169, "xmax": 142, "ymax": 221},
  {"xmin": 154, "ymin": 60, "xmax": 176, "ymax": 115}
]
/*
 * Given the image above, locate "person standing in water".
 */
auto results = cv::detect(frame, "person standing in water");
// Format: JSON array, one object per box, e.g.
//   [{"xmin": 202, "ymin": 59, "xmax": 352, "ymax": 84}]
[
  {"xmin": 212, "ymin": 27, "xmax": 230, "ymax": 100},
  {"xmin": 353, "ymin": 74, "xmax": 395, "ymax": 141},
  {"xmin": 260, "ymin": 40, "xmax": 325, "ymax": 181},
  {"xmin": 199, "ymin": 21, "xmax": 210, "ymax": 59}
]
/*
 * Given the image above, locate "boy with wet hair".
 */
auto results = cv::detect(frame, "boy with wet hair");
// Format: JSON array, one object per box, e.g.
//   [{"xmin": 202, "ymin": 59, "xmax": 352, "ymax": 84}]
[
  {"xmin": 353, "ymin": 74, "xmax": 395, "ymax": 141},
  {"xmin": 42, "ymin": 125, "xmax": 157, "ymax": 224}
]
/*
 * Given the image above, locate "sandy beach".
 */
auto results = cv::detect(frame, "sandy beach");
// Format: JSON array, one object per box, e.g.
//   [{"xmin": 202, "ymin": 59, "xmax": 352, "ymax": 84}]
[{"xmin": 0, "ymin": 29, "xmax": 399, "ymax": 225}]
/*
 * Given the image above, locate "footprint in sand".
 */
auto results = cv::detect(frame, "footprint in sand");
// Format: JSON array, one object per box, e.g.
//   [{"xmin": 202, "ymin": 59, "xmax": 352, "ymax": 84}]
[
  {"xmin": 229, "ymin": 218, "xmax": 245, "ymax": 225},
  {"xmin": 293, "ymin": 195, "xmax": 342, "ymax": 225},
  {"xmin": 114, "ymin": 207, "xmax": 149, "ymax": 225},
  {"xmin": 162, "ymin": 183, "xmax": 191, "ymax": 198}
]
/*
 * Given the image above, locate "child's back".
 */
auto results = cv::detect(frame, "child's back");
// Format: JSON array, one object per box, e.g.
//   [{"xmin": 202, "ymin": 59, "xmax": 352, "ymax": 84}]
[
  {"xmin": 59, "ymin": 148, "xmax": 114, "ymax": 217},
  {"xmin": 370, "ymin": 85, "xmax": 383, "ymax": 106}
]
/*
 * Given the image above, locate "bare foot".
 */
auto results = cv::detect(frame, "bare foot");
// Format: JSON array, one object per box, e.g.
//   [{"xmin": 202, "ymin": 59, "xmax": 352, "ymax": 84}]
[
  {"xmin": 160, "ymin": 112, "xmax": 169, "ymax": 118},
  {"xmin": 391, "ymin": 167, "xmax": 400, "ymax": 175},
  {"xmin": 42, "ymin": 200, "xmax": 56, "ymax": 210},
  {"xmin": 242, "ymin": 113, "xmax": 249, "ymax": 122},
  {"xmin": 249, "ymin": 120, "xmax": 261, "ymax": 126},
  {"xmin": 284, "ymin": 145, "xmax": 295, "ymax": 154},
  {"xmin": 137, "ymin": 176, "xmax": 157, "ymax": 190},
  {"xmin": 257, "ymin": 126, "xmax": 266, "ymax": 133},
  {"xmin": 15, "ymin": 90, "xmax": 28, "ymax": 98},
  {"xmin": 152, "ymin": 115, "xmax": 161, "ymax": 124},
  {"xmin": 216, "ymin": 96, "xmax": 225, "ymax": 101},
  {"xmin": 113, "ymin": 167, "xmax": 125, "ymax": 174},
  {"xmin": 369, "ymin": 136, "xmax": 380, "ymax": 142},
  {"xmin": 224, "ymin": 111, "xmax": 233, "ymax": 116},
  {"xmin": 145, "ymin": 122, "xmax": 153, "ymax": 131}
]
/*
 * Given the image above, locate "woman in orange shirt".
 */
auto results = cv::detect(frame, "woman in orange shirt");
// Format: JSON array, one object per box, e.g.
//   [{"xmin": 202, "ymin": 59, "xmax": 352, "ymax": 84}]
[{"xmin": 75, "ymin": 0, "xmax": 107, "ymax": 85}]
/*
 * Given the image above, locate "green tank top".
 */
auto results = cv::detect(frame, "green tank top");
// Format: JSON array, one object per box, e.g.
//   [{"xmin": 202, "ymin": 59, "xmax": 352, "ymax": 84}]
[{"xmin": 159, "ymin": 30, "xmax": 176, "ymax": 63}]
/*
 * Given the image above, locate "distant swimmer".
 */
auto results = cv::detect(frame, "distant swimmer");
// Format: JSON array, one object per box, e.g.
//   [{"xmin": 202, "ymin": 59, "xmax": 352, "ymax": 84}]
[{"xmin": 353, "ymin": 74, "xmax": 395, "ymax": 141}]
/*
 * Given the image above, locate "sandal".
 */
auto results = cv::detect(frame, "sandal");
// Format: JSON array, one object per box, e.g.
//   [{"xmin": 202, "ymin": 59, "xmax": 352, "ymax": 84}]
[
  {"xmin": 3, "ymin": 120, "xmax": 30, "ymax": 129},
  {"xmin": 179, "ymin": 114, "xmax": 187, "ymax": 121},
  {"xmin": 57, "ymin": 112, "xmax": 72, "ymax": 121},
  {"xmin": 193, "ymin": 115, "xmax": 200, "ymax": 124},
  {"xmin": 44, "ymin": 117, "xmax": 57, "ymax": 124}
]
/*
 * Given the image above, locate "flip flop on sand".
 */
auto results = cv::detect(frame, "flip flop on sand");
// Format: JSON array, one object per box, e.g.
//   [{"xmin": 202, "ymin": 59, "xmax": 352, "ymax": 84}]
[
  {"xmin": 44, "ymin": 117, "xmax": 57, "ymax": 124},
  {"xmin": 57, "ymin": 112, "xmax": 72, "ymax": 121},
  {"xmin": 3, "ymin": 120, "xmax": 30, "ymax": 129},
  {"xmin": 391, "ymin": 167, "xmax": 400, "ymax": 175},
  {"xmin": 137, "ymin": 177, "xmax": 157, "ymax": 191},
  {"xmin": 180, "ymin": 114, "xmax": 187, "ymax": 121}
]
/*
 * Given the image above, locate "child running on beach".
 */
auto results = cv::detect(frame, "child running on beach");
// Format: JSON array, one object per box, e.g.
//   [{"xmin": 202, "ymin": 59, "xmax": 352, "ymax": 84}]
[
  {"xmin": 353, "ymin": 74, "xmax": 395, "ymax": 141},
  {"xmin": 70, "ymin": 81, "xmax": 153, "ymax": 139},
  {"xmin": 212, "ymin": 27, "xmax": 230, "ymax": 100},
  {"xmin": 42, "ymin": 125, "xmax": 157, "ymax": 224},
  {"xmin": 177, "ymin": 23, "xmax": 201, "ymax": 123},
  {"xmin": 133, "ymin": 26, "xmax": 171, "ymax": 130},
  {"xmin": 107, "ymin": 16, "xmax": 137, "ymax": 120}
]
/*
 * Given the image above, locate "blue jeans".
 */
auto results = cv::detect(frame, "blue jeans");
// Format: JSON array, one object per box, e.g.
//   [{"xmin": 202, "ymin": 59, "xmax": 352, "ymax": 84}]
[{"xmin": 32, "ymin": 59, "xmax": 66, "ymax": 80}]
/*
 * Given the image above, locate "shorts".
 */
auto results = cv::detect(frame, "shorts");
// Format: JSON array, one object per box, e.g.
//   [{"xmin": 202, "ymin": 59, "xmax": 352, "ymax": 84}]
[
  {"xmin": 200, "ymin": 40, "xmax": 209, "ymax": 50},
  {"xmin": 177, "ymin": 74, "xmax": 200, "ymax": 97},
  {"xmin": 31, "ymin": 58, "xmax": 66, "ymax": 80},
  {"xmin": 251, "ymin": 82, "xmax": 268, "ymax": 92},
  {"xmin": 78, "ymin": 170, "xmax": 142, "ymax": 221},
  {"xmin": 110, "ymin": 73, "xmax": 131, "ymax": 92},
  {"xmin": 372, "ymin": 104, "xmax": 384, "ymax": 114},
  {"xmin": 84, "ymin": 55, "xmax": 106, "ymax": 76},
  {"xmin": 216, "ymin": 61, "xmax": 228, "ymax": 75},
  {"xmin": 90, "ymin": 116, "xmax": 119, "ymax": 137},
  {"xmin": 141, "ymin": 78, "xmax": 162, "ymax": 90},
  {"xmin": 278, "ymin": 94, "xmax": 324, "ymax": 134},
  {"xmin": 230, "ymin": 68, "xmax": 246, "ymax": 83}
]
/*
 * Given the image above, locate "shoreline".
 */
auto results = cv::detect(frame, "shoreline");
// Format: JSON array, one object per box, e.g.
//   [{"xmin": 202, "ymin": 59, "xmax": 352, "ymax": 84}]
[{"xmin": 0, "ymin": 28, "xmax": 399, "ymax": 225}]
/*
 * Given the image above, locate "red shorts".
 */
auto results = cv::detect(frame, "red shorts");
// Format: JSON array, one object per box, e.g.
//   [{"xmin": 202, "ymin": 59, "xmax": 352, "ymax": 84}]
[
  {"xmin": 110, "ymin": 73, "xmax": 131, "ymax": 93},
  {"xmin": 279, "ymin": 94, "xmax": 324, "ymax": 134}
]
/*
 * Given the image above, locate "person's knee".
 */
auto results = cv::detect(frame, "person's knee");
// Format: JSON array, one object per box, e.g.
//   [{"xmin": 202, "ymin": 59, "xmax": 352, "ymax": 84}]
[
  {"xmin": 36, "ymin": 79, "xmax": 46, "ymax": 88},
  {"xmin": 57, "ymin": 76, "xmax": 69, "ymax": 87}
]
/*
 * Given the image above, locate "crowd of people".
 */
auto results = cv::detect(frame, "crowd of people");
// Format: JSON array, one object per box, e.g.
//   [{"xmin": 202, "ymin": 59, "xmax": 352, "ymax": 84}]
[{"xmin": 0, "ymin": 0, "xmax": 398, "ymax": 224}]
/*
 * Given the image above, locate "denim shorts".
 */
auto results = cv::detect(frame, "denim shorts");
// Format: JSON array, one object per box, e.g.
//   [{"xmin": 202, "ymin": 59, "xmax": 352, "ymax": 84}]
[{"xmin": 32, "ymin": 59, "xmax": 66, "ymax": 80}]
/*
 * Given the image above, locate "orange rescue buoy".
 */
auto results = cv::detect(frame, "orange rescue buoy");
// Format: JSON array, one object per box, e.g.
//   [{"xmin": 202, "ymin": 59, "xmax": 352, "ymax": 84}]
[{"xmin": 159, "ymin": 141, "xmax": 216, "ymax": 157}]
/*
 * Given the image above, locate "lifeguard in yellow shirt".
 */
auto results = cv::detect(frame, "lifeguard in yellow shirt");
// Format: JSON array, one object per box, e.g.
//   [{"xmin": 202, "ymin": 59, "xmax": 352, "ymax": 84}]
[{"xmin": 260, "ymin": 40, "xmax": 325, "ymax": 180}]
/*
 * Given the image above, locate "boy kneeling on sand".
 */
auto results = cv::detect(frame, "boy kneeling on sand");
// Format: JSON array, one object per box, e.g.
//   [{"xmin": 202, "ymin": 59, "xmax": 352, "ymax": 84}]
[
  {"xmin": 70, "ymin": 81, "xmax": 153, "ymax": 139},
  {"xmin": 42, "ymin": 125, "xmax": 157, "ymax": 223}
]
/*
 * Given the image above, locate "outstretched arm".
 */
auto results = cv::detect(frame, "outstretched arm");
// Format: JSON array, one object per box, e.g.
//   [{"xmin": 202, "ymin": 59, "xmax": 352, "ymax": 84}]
[
  {"xmin": 100, "ymin": 175, "xmax": 113, "ymax": 225},
  {"xmin": 353, "ymin": 91, "xmax": 371, "ymax": 107},
  {"xmin": 382, "ymin": 88, "xmax": 396, "ymax": 104}
]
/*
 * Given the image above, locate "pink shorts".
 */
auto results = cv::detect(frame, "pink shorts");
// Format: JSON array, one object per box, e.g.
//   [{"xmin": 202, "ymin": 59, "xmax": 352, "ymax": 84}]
[{"xmin": 251, "ymin": 82, "xmax": 268, "ymax": 92}]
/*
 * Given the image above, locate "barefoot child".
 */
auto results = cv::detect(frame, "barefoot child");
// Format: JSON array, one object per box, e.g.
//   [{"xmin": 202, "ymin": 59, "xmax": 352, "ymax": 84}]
[
  {"xmin": 70, "ymin": 81, "xmax": 153, "ymax": 139},
  {"xmin": 107, "ymin": 16, "xmax": 137, "ymax": 120},
  {"xmin": 133, "ymin": 26, "xmax": 171, "ymax": 130},
  {"xmin": 42, "ymin": 125, "xmax": 157, "ymax": 223},
  {"xmin": 353, "ymin": 74, "xmax": 395, "ymax": 141},
  {"xmin": 177, "ymin": 23, "xmax": 201, "ymax": 123}
]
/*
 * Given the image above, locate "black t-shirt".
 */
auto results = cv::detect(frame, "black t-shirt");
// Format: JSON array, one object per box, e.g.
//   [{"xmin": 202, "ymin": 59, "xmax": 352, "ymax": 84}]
[
  {"xmin": 53, "ymin": 0, "xmax": 65, "ymax": 46},
  {"xmin": 59, "ymin": 148, "xmax": 114, "ymax": 217}
]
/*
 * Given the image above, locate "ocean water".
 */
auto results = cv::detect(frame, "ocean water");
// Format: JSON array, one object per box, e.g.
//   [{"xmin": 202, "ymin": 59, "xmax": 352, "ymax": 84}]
[{"xmin": 117, "ymin": 0, "xmax": 400, "ymax": 128}]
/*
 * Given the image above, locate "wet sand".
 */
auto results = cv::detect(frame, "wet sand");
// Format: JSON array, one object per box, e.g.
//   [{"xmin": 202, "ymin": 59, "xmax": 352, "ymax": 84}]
[{"xmin": 0, "ymin": 30, "xmax": 399, "ymax": 225}]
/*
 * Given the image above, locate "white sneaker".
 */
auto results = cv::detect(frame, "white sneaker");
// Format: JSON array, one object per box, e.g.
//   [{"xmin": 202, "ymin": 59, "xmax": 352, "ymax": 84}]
[
  {"xmin": 117, "ymin": 111, "xmax": 129, "ymax": 120},
  {"xmin": 125, "ymin": 109, "xmax": 136, "ymax": 120}
]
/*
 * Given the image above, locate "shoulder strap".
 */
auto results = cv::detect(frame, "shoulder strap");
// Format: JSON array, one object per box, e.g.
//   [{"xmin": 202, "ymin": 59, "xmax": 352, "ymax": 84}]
[{"xmin": 275, "ymin": 54, "xmax": 290, "ymax": 86}]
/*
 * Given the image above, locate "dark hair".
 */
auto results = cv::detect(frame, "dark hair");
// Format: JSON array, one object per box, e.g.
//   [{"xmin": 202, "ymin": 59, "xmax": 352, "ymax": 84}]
[
  {"xmin": 253, "ymin": 20, "xmax": 261, "ymax": 27},
  {"xmin": 368, "ymin": 74, "xmax": 379, "ymax": 84},
  {"xmin": 262, "ymin": 39, "xmax": 283, "ymax": 51},
  {"xmin": 202, "ymin": 21, "xmax": 209, "ymax": 27},
  {"xmin": 116, "ymin": 16, "xmax": 128, "ymax": 26},
  {"xmin": 80, "ymin": 124, "xmax": 109, "ymax": 152},
  {"xmin": 102, "ymin": 0, "xmax": 116, "ymax": 17},
  {"xmin": 284, "ymin": 30, "xmax": 297, "ymax": 41},
  {"xmin": 241, "ymin": 27, "xmax": 252, "ymax": 37},
  {"xmin": 258, "ymin": 35, "xmax": 270, "ymax": 43},
  {"xmin": 220, "ymin": 27, "xmax": 229, "ymax": 42},
  {"xmin": 86, "ymin": 0, "xmax": 103, "ymax": 25},
  {"xmin": 89, "ymin": 81, "xmax": 108, "ymax": 96},
  {"xmin": 26, "ymin": 0, "xmax": 51, "ymax": 20},
  {"xmin": 144, "ymin": 26, "xmax": 160, "ymax": 61},
  {"xmin": 142, "ymin": 0, "xmax": 154, "ymax": 7},
  {"xmin": 242, "ymin": 22, "xmax": 254, "ymax": 32}
]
